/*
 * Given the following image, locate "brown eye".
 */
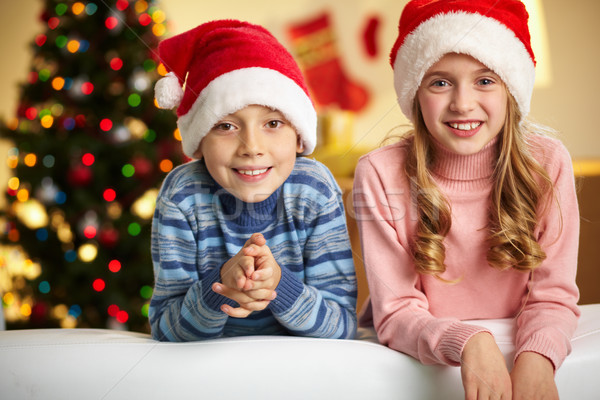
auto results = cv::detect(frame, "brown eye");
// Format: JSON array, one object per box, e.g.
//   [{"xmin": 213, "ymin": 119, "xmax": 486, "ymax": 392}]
[
  {"xmin": 214, "ymin": 123, "xmax": 233, "ymax": 131},
  {"xmin": 266, "ymin": 120, "xmax": 283, "ymax": 128}
]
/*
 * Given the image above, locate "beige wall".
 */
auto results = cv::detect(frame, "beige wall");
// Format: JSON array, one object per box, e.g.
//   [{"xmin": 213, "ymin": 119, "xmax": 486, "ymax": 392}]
[
  {"xmin": 0, "ymin": 0, "xmax": 43, "ymax": 208},
  {"xmin": 1, "ymin": 0, "xmax": 599, "ymax": 166}
]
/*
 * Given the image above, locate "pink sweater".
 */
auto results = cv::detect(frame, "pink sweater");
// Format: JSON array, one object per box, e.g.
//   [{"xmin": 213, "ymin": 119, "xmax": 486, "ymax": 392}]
[{"xmin": 353, "ymin": 134, "xmax": 580, "ymax": 369}]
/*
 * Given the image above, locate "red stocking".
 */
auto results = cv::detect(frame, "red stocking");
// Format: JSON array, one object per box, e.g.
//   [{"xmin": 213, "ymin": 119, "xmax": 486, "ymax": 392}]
[{"xmin": 288, "ymin": 12, "xmax": 369, "ymax": 112}]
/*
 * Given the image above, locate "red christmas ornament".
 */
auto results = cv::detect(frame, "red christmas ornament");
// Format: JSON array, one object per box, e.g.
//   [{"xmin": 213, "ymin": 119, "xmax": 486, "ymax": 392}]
[
  {"xmin": 16, "ymin": 102, "xmax": 30, "ymax": 118},
  {"xmin": 35, "ymin": 34, "xmax": 47, "ymax": 47},
  {"xmin": 39, "ymin": 10, "xmax": 50, "ymax": 23},
  {"xmin": 67, "ymin": 165, "xmax": 93, "ymax": 186},
  {"xmin": 116, "ymin": 0, "xmax": 129, "ymax": 11},
  {"xmin": 75, "ymin": 114, "xmax": 87, "ymax": 127},
  {"xmin": 132, "ymin": 156, "xmax": 153, "ymax": 178},
  {"xmin": 99, "ymin": 226, "xmax": 120, "ymax": 248},
  {"xmin": 48, "ymin": 17, "xmax": 60, "ymax": 30},
  {"xmin": 30, "ymin": 302, "xmax": 49, "ymax": 324}
]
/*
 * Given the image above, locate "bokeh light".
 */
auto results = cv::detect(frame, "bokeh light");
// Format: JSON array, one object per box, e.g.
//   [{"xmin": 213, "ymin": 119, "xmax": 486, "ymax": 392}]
[
  {"xmin": 92, "ymin": 278, "xmax": 105, "ymax": 292},
  {"xmin": 78, "ymin": 243, "xmax": 98, "ymax": 262},
  {"xmin": 103, "ymin": 188, "xmax": 117, "ymax": 202},
  {"xmin": 100, "ymin": 118, "xmax": 113, "ymax": 131},
  {"xmin": 108, "ymin": 259, "xmax": 121, "ymax": 273}
]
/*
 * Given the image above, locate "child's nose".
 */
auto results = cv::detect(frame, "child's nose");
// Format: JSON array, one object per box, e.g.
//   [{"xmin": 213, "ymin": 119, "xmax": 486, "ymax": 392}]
[
  {"xmin": 449, "ymin": 86, "xmax": 476, "ymax": 113},
  {"xmin": 237, "ymin": 127, "xmax": 264, "ymax": 157}
]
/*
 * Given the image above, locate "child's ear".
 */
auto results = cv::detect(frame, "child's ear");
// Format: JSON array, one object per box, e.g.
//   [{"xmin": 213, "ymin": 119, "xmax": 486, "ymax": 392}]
[
  {"xmin": 296, "ymin": 135, "xmax": 304, "ymax": 154},
  {"xmin": 192, "ymin": 137, "xmax": 208, "ymax": 159},
  {"xmin": 193, "ymin": 144, "xmax": 203, "ymax": 160}
]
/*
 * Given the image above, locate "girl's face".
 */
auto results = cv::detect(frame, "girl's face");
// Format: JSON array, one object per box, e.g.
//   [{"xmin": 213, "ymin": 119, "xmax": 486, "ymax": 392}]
[
  {"xmin": 417, "ymin": 53, "xmax": 508, "ymax": 156},
  {"xmin": 194, "ymin": 104, "xmax": 303, "ymax": 203}
]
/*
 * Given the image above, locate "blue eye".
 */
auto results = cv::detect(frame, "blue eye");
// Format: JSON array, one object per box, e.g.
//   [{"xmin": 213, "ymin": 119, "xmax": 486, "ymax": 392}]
[{"xmin": 479, "ymin": 78, "xmax": 494, "ymax": 86}]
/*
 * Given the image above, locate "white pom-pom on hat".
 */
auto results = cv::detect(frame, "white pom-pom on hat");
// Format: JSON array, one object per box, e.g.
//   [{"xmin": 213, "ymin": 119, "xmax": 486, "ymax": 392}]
[{"xmin": 154, "ymin": 72, "xmax": 184, "ymax": 109}]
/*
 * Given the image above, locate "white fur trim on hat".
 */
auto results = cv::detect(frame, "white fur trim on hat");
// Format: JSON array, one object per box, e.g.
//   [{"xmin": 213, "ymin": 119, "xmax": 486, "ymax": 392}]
[
  {"xmin": 393, "ymin": 11, "xmax": 535, "ymax": 122},
  {"xmin": 178, "ymin": 67, "xmax": 317, "ymax": 158}
]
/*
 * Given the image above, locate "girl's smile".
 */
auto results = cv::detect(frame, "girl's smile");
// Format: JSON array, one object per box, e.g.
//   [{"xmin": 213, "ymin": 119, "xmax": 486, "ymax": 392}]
[{"xmin": 445, "ymin": 120, "xmax": 483, "ymax": 138}]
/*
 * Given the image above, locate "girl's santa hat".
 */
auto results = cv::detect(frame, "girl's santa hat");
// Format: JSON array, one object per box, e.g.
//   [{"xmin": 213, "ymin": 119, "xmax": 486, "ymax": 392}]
[
  {"xmin": 390, "ymin": 0, "xmax": 536, "ymax": 122},
  {"xmin": 155, "ymin": 20, "xmax": 317, "ymax": 158}
]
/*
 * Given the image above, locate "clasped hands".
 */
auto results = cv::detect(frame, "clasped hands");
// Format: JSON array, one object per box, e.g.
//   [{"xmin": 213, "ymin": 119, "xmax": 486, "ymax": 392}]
[{"xmin": 212, "ymin": 233, "xmax": 281, "ymax": 318}]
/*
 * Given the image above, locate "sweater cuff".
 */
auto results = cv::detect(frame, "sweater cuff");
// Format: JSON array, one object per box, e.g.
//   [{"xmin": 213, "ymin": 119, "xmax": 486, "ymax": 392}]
[
  {"xmin": 200, "ymin": 266, "xmax": 237, "ymax": 312},
  {"xmin": 437, "ymin": 322, "xmax": 492, "ymax": 366},
  {"xmin": 515, "ymin": 332, "xmax": 562, "ymax": 370},
  {"xmin": 268, "ymin": 266, "xmax": 304, "ymax": 314}
]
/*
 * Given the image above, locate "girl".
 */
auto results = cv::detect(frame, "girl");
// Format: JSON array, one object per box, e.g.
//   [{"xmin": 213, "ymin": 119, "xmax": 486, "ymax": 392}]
[{"xmin": 353, "ymin": 1, "xmax": 579, "ymax": 399}]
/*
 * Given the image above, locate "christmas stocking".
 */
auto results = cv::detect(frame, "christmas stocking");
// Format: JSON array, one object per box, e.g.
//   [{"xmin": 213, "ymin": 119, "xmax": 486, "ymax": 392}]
[{"xmin": 287, "ymin": 12, "xmax": 369, "ymax": 112}]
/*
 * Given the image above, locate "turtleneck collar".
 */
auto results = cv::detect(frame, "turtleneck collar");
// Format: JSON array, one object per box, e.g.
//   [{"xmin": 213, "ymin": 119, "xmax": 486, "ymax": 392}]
[
  {"xmin": 430, "ymin": 135, "xmax": 499, "ymax": 182},
  {"xmin": 213, "ymin": 183, "xmax": 282, "ymax": 228}
]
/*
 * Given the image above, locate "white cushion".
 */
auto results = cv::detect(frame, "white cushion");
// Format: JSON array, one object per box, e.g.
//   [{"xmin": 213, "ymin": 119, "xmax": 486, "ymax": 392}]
[{"xmin": 1, "ymin": 304, "xmax": 599, "ymax": 399}]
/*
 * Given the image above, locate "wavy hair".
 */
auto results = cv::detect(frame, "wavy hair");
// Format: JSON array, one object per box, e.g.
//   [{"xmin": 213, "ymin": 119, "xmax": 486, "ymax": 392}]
[{"xmin": 404, "ymin": 93, "xmax": 555, "ymax": 280}]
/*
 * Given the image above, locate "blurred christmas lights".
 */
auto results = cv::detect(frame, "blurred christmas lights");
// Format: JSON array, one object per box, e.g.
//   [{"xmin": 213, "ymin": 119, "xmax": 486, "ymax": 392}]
[{"xmin": 1, "ymin": 0, "xmax": 181, "ymax": 331}]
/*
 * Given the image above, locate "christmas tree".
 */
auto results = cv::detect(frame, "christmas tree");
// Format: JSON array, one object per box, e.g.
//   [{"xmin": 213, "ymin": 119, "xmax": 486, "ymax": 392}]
[{"xmin": 0, "ymin": 0, "xmax": 183, "ymax": 332}]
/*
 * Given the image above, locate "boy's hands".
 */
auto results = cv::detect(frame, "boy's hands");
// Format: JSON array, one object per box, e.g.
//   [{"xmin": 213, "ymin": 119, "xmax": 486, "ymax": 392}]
[
  {"xmin": 242, "ymin": 236, "xmax": 282, "ymax": 293},
  {"xmin": 212, "ymin": 233, "xmax": 282, "ymax": 318},
  {"xmin": 218, "ymin": 234, "xmax": 259, "ymax": 292}
]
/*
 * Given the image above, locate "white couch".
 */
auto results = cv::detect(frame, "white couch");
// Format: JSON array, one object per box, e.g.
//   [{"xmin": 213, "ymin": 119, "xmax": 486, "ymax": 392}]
[{"xmin": 1, "ymin": 303, "xmax": 599, "ymax": 400}]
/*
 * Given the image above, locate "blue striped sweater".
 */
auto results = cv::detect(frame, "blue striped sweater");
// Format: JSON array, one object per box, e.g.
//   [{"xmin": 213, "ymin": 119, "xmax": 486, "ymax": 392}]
[{"xmin": 149, "ymin": 157, "xmax": 357, "ymax": 341}]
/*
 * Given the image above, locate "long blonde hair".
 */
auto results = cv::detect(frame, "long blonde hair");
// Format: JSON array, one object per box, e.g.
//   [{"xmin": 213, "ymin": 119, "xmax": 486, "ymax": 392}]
[{"xmin": 405, "ymin": 93, "xmax": 554, "ymax": 279}]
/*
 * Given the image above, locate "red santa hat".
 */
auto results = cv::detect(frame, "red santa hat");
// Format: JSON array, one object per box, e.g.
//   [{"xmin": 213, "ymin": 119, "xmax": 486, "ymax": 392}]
[
  {"xmin": 154, "ymin": 20, "xmax": 317, "ymax": 158},
  {"xmin": 390, "ymin": 0, "xmax": 536, "ymax": 122}
]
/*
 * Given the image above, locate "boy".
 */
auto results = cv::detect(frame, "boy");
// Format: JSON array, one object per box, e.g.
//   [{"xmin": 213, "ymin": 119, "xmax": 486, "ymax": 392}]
[{"xmin": 149, "ymin": 20, "xmax": 357, "ymax": 341}]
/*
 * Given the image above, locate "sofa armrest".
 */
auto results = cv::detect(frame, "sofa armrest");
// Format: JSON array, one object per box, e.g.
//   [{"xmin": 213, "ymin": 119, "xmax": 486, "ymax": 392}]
[{"xmin": 1, "ymin": 304, "xmax": 599, "ymax": 399}]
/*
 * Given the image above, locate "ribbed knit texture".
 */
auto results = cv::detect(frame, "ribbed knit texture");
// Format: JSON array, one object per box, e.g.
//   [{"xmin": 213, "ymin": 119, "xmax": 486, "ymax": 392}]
[
  {"xmin": 150, "ymin": 157, "xmax": 357, "ymax": 341},
  {"xmin": 354, "ymin": 134, "xmax": 580, "ymax": 368}
]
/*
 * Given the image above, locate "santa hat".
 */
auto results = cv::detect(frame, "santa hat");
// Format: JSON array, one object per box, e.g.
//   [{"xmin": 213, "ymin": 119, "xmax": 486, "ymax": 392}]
[
  {"xmin": 390, "ymin": 0, "xmax": 536, "ymax": 122},
  {"xmin": 154, "ymin": 20, "xmax": 317, "ymax": 158}
]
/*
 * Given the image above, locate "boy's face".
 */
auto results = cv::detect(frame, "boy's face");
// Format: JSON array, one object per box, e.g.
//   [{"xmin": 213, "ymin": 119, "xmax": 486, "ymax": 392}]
[{"xmin": 194, "ymin": 105, "xmax": 303, "ymax": 203}]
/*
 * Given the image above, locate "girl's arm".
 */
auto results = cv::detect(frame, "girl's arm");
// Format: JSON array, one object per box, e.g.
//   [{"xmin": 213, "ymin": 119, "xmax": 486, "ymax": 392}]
[
  {"xmin": 353, "ymin": 155, "xmax": 490, "ymax": 365},
  {"xmin": 514, "ymin": 139, "xmax": 581, "ymax": 369}
]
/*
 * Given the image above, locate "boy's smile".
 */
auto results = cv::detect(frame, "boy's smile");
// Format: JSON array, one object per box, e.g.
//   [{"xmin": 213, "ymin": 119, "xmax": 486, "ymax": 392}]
[{"xmin": 194, "ymin": 105, "xmax": 303, "ymax": 203}]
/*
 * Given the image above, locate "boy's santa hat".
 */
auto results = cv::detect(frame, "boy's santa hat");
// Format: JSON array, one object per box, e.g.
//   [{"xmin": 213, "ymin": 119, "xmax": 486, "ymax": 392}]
[
  {"xmin": 390, "ymin": 0, "xmax": 536, "ymax": 122},
  {"xmin": 155, "ymin": 20, "xmax": 317, "ymax": 158}
]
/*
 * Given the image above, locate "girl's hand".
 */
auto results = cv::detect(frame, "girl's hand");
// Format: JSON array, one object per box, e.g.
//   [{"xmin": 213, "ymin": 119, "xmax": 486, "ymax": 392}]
[
  {"xmin": 461, "ymin": 332, "xmax": 512, "ymax": 400},
  {"xmin": 511, "ymin": 351, "xmax": 558, "ymax": 400}
]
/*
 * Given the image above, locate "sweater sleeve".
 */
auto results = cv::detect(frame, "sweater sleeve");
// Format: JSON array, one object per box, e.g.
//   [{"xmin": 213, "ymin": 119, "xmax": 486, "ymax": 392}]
[
  {"xmin": 353, "ymin": 153, "xmax": 490, "ymax": 365},
  {"xmin": 268, "ymin": 165, "xmax": 358, "ymax": 339},
  {"xmin": 513, "ymin": 140, "xmax": 581, "ymax": 369},
  {"xmin": 148, "ymin": 194, "xmax": 235, "ymax": 342}
]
